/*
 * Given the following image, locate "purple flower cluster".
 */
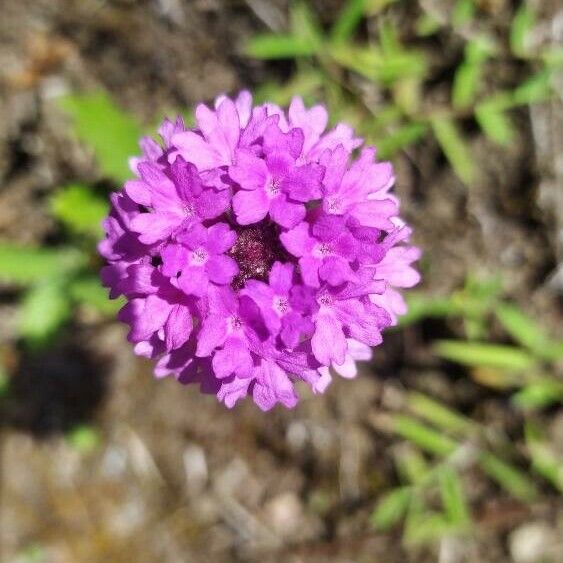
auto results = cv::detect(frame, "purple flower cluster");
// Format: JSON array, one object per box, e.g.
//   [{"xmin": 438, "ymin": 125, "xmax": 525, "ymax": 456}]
[{"xmin": 100, "ymin": 92, "xmax": 420, "ymax": 410}]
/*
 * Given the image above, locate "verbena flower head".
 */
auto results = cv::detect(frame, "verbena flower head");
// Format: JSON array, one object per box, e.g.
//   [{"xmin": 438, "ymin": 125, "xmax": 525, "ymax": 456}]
[{"xmin": 100, "ymin": 92, "xmax": 420, "ymax": 410}]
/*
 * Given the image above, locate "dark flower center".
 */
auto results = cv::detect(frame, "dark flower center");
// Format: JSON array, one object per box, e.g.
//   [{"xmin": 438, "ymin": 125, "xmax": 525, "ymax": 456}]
[{"xmin": 229, "ymin": 221, "xmax": 291, "ymax": 289}]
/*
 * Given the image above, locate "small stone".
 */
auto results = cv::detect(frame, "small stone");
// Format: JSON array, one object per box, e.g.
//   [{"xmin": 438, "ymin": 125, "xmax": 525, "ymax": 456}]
[
  {"xmin": 509, "ymin": 522, "xmax": 557, "ymax": 563},
  {"xmin": 264, "ymin": 492, "xmax": 304, "ymax": 539}
]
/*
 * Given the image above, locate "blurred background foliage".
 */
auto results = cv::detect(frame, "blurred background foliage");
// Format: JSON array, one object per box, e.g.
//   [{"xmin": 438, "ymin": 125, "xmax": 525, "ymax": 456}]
[{"xmin": 0, "ymin": 0, "xmax": 561, "ymax": 560}]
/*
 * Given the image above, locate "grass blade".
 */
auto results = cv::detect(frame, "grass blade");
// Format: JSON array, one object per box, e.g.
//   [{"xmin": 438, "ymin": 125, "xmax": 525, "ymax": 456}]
[
  {"xmin": 408, "ymin": 392, "xmax": 473, "ymax": 435},
  {"xmin": 371, "ymin": 487, "xmax": 412, "ymax": 530},
  {"xmin": 392, "ymin": 415, "xmax": 458, "ymax": 457},
  {"xmin": 439, "ymin": 466, "xmax": 471, "ymax": 527},
  {"xmin": 430, "ymin": 117, "xmax": 475, "ymax": 185},
  {"xmin": 59, "ymin": 91, "xmax": 142, "ymax": 184},
  {"xmin": 478, "ymin": 452, "xmax": 537, "ymax": 501},
  {"xmin": 0, "ymin": 245, "xmax": 84, "ymax": 285},
  {"xmin": 435, "ymin": 340, "xmax": 536, "ymax": 371}
]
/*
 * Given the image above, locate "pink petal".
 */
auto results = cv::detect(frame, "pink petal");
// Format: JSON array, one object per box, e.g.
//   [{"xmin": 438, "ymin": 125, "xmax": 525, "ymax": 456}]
[
  {"xmin": 178, "ymin": 265, "xmax": 208, "ymax": 296},
  {"xmin": 172, "ymin": 131, "xmax": 221, "ymax": 171},
  {"xmin": 269, "ymin": 195, "xmax": 305, "ymax": 228},
  {"xmin": 279, "ymin": 222, "xmax": 310, "ymax": 257},
  {"xmin": 164, "ymin": 304, "xmax": 193, "ymax": 350},
  {"xmin": 232, "ymin": 187, "xmax": 269, "ymax": 225},
  {"xmin": 130, "ymin": 212, "xmax": 180, "ymax": 244},
  {"xmin": 206, "ymin": 255, "xmax": 239, "ymax": 285},
  {"xmin": 311, "ymin": 311, "xmax": 346, "ymax": 365},
  {"xmin": 229, "ymin": 149, "xmax": 268, "ymax": 190},
  {"xmin": 161, "ymin": 243, "xmax": 190, "ymax": 277},
  {"xmin": 196, "ymin": 314, "xmax": 228, "ymax": 356}
]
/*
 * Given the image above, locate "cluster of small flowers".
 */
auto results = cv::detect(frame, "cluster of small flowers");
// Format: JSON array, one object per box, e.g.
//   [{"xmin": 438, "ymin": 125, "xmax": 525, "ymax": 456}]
[{"xmin": 100, "ymin": 91, "xmax": 420, "ymax": 410}]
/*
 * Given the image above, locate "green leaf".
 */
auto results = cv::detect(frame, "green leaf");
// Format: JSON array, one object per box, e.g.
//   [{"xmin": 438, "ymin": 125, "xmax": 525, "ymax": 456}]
[
  {"xmin": 525, "ymin": 423, "xmax": 563, "ymax": 492},
  {"xmin": 0, "ymin": 245, "xmax": 85, "ymax": 285},
  {"xmin": 510, "ymin": 4, "xmax": 535, "ymax": 58},
  {"xmin": 452, "ymin": 62, "xmax": 481, "ymax": 109},
  {"xmin": 254, "ymin": 70, "xmax": 323, "ymax": 106},
  {"xmin": 452, "ymin": 0, "xmax": 475, "ymax": 28},
  {"xmin": 430, "ymin": 117, "xmax": 475, "ymax": 185},
  {"xmin": 330, "ymin": 44, "xmax": 427, "ymax": 85},
  {"xmin": 512, "ymin": 380, "xmax": 563, "ymax": 411},
  {"xmin": 478, "ymin": 452, "xmax": 537, "ymax": 501},
  {"xmin": 50, "ymin": 184, "xmax": 109, "ymax": 238},
  {"xmin": 465, "ymin": 36, "xmax": 496, "ymax": 64},
  {"xmin": 405, "ymin": 509, "xmax": 454, "ymax": 544},
  {"xmin": 0, "ymin": 364, "xmax": 9, "ymax": 399},
  {"xmin": 398, "ymin": 293, "xmax": 461, "ymax": 326},
  {"xmin": 408, "ymin": 393, "xmax": 473, "ymax": 435},
  {"xmin": 475, "ymin": 103, "xmax": 516, "ymax": 146},
  {"xmin": 416, "ymin": 13, "xmax": 441, "ymax": 37},
  {"xmin": 511, "ymin": 71, "xmax": 552, "ymax": 106},
  {"xmin": 379, "ymin": 20, "xmax": 401, "ymax": 55},
  {"xmin": 66, "ymin": 424, "xmax": 102, "ymax": 453},
  {"xmin": 375, "ymin": 122, "xmax": 428, "ymax": 159},
  {"xmin": 371, "ymin": 487, "xmax": 412, "ymax": 530},
  {"xmin": 245, "ymin": 34, "xmax": 317, "ymax": 59},
  {"xmin": 496, "ymin": 303, "xmax": 563, "ymax": 361},
  {"xmin": 69, "ymin": 276, "xmax": 124, "ymax": 315},
  {"xmin": 331, "ymin": 0, "xmax": 365, "ymax": 43},
  {"xmin": 392, "ymin": 415, "xmax": 458, "ymax": 457},
  {"xmin": 290, "ymin": 1, "xmax": 322, "ymax": 50},
  {"xmin": 435, "ymin": 341, "xmax": 536, "ymax": 372},
  {"xmin": 394, "ymin": 446, "xmax": 429, "ymax": 485},
  {"xmin": 19, "ymin": 282, "xmax": 72, "ymax": 346},
  {"xmin": 439, "ymin": 466, "xmax": 471, "ymax": 527},
  {"xmin": 59, "ymin": 91, "xmax": 142, "ymax": 183}
]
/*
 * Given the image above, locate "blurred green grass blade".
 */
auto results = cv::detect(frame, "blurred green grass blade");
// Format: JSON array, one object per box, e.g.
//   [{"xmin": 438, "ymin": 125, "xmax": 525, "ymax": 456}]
[
  {"xmin": 525, "ymin": 423, "xmax": 563, "ymax": 492},
  {"xmin": 19, "ymin": 282, "xmax": 71, "ymax": 347},
  {"xmin": 290, "ymin": 1, "xmax": 322, "ymax": 48},
  {"xmin": 254, "ymin": 70, "xmax": 323, "ymax": 105},
  {"xmin": 478, "ymin": 451, "xmax": 537, "ymax": 501},
  {"xmin": 0, "ymin": 245, "xmax": 85, "ymax": 285},
  {"xmin": 50, "ymin": 184, "xmax": 109, "ymax": 238},
  {"xmin": 392, "ymin": 415, "xmax": 458, "ymax": 457},
  {"xmin": 0, "ymin": 364, "xmax": 9, "ymax": 399},
  {"xmin": 452, "ymin": 0, "xmax": 475, "ymax": 28},
  {"xmin": 245, "ymin": 34, "xmax": 317, "ymax": 59},
  {"xmin": 430, "ymin": 117, "xmax": 475, "ymax": 185},
  {"xmin": 511, "ymin": 70, "xmax": 552, "ymax": 105},
  {"xmin": 475, "ymin": 103, "xmax": 516, "ymax": 146},
  {"xmin": 408, "ymin": 393, "xmax": 473, "ymax": 435},
  {"xmin": 379, "ymin": 20, "xmax": 401, "ymax": 55},
  {"xmin": 331, "ymin": 0, "xmax": 365, "ymax": 43},
  {"xmin": 510, "ymin": 4, "xmax": 535, "ymax": 57},
  {"xmin": 439, "ymin": 466, "xmax": 471, "ymax": 527},
  {"xmin": 66, "ymin": 424, "xmax": 102, "ymax": 453},
  {"xmin": 59, "ymin": 91, "xmax": 142, "ymax": 184},
  {"xmin": 416, "ymin": 13, "xmax": 441, "ymax": 37},
  {"xmin": 405, "ymin": 510, "xmax": 453, "ymax": 545},
  {"xmin": 496, "ymin": 303, "xmax": 563, "ymax": 360},
  {"xmin": 394, "ymin": 445, "xmax": 429, "ymax": 485},
  {"xmin": 466, "ymin": 35, "xmax": 496, "ymax": 64},
  {"xmin": 69, "ymin": 276, "xmax": 124, "ymax": 315},
  {"xmin": 542, "ymin": 46, "xmax": 563, "ymax": 69},
  {"xmin": 435, "ymin": 340, "xmax": 536, "ymax": 371},
  {"xmin": 512, "ymin": 380, "xmax": 563, "ymax": 411},
  {"xmin": 330, "ymin": 44, "xmax": 426, "ymax": 84},
  {"xmin": 398, "ymin": 293, "xmax": 461, "ymax": 326},
  {"xmin": 371, "ymin": 486, "xmax": 411, "ymax": 530},
  {"xmin": 375, "ymin": 122, "xmax": 428, "ymax": 159},
  {"xmin": 452, "ymin": 62, "xmax": 480, "ymax": 109}
]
